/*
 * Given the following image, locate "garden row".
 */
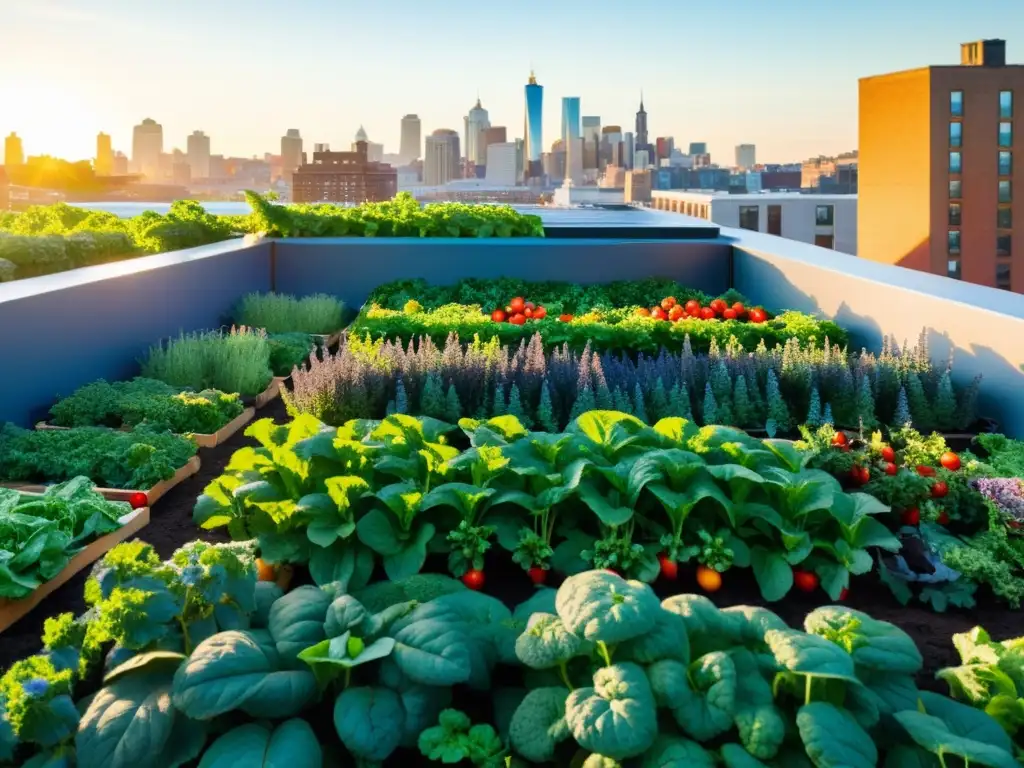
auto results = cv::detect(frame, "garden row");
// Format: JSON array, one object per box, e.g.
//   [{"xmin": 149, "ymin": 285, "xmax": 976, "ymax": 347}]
[{"xmin": 0, "ymin": 192, "xmax": 544, "ymax": 281}]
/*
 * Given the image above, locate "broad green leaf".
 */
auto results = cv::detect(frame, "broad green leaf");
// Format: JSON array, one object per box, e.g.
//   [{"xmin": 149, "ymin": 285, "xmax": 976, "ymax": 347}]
[
  {"xmin": 894, "ymin": 691, "xmax": 1019, "ymax": 768},
  {"xmin": 382, "ymin": 522, "xmax": 435, "ymax": 580},
  {"xmin": 267, "ymin": 585, "xmax": 331, "ymax": 665},
  {"xmin": 421, "ymin": 483, "xmax": 495, "ymax": 518},
  {"xmin": 515, "ymin": 613, "xmax": 584, "ymax": 669},
  {"xmin": 298, "ymin": 633, "xmax": 395, "ymax": 674},
  {"xmin": 760, "ymin": 440, "xmax": 806, "ymax": 472},
  {"xmin": 671, "ymin": 652, "xmax": 737, "ymax": 741},
  {"xmin": 796, "ymin": 702, "xmax": 877, "ymax": 768},
  {"xmin": 508, "ymin": 687, "xmax": 571, "ymax": 763},
  {"xmin": 556, "ymin": 570, "xmax": 661, "ymax": 644},
  {"xmin": 333, "ymin": 686, "xmax": 404, "ymax": 762},
  {"xmin": 651, "ymin": 417, "xmax": 699, "ymax": 445},
  {"xmin": 750, "ymin": 547, "xmax": 793, "ymax": 602},
  {"xmin": 356, "ymin": 507, "xmax": 404, "ymax": 556},
  {"xmin": 578, "ymin": 481, "xmax": 633, "ymax": 526},
  {"xmin": 391, "ymin": 617, "xmax": 472, "ymax": 686},
  {"xmin": 764, "ymin": 629, "xmax": 859, "ymax": 684},
  {"xmin": 566, "ymin": 662, "xmax": 658, "ymax": 760},
  {"xmin": 197, "ymin": 719, "xmax": 321, "ymax": 768},
  {"xmin": 308, "ymin": 539, "xmax": 374, "ymax": 590},
  {"xmin": 804, "ymin": 607, "xmax": 923, "ymax": 675}
]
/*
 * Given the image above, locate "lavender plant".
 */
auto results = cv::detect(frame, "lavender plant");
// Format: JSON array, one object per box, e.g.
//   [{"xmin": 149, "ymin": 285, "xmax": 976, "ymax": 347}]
[
  {"xmin": 972, "ymin": 477, "xmax": 1024, "ymax": 524},
  {"xmin": 283, "ymin": 330, "xmax": 981, "ymax": 432}
]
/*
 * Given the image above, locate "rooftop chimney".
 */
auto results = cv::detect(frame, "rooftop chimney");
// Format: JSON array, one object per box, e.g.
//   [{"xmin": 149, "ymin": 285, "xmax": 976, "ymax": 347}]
[{"xmin": 961, "ymin": 39, "xmax": 1006, "ymax": 67}]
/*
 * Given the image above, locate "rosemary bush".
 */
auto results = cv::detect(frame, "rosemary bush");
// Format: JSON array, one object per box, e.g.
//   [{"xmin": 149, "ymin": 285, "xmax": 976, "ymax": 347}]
[
  {"xmin": 235, "ymin": 292, "xmax": 344, "ymax": 335},
  {"xmin": 141, "ymin": 327, "xmax": 273, "ymax": 397},
  {"xmin": 284, "ymin": 330, "xmax": 980, "ymax": 432}
]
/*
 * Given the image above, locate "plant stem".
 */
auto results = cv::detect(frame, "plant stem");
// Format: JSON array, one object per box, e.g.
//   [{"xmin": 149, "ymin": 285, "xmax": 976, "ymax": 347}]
[
  {"xmin": 344, "ymin": 667, "xmax": 352, "ymax": 690},
  {"xmin": 597, "ymin": 641, "xmax": 613, "ymax": 667},
  {"xmin": 179, "ymin": 617, "xmax": 192, "ymax": 656},
  {"xmin": 557, "ymin": 661, "xmax": 573, "ymax": 691},
  {"xmin": 804, "ymin": 674, "xmax": 812, "ymax": 706}
]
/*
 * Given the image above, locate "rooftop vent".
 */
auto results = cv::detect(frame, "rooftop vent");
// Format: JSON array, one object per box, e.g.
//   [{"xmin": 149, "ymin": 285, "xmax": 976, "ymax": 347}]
[{"xmin": 961, "ymin": 39, "xmax": 1006, "ymax": 67}]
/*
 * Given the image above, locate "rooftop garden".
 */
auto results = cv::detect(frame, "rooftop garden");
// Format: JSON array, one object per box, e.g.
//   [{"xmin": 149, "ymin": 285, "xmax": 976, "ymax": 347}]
[
  {"xmin": 0, "ymin": 193, "xmax": 545, "ymax": 282},
  {"xmin": 0, "ymin": 268, "xmax": 1022, "ymax": 767}
]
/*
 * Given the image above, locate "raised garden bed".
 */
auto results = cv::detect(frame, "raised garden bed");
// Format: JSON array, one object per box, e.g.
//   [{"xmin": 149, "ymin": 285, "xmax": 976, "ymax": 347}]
[{"xmin": 35, "ymin": 407, "xmax": 255, "ymax": 449}]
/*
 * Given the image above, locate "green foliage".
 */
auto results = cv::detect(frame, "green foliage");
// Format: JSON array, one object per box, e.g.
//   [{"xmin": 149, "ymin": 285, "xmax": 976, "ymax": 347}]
[
  {"xmin": 49, "ymin": 377, "xmax": 243, "ymax": 434},
  {"xmin": 418, "ymin": 709, "xmax": 505, "ymax": 765},
  {"xmin": 235, "ymin": 292, "xmax": 344, "ymax": 335},
  {"xmin": 0, "ymin": 424, "xmax": 196, "ymax": 490},
  {"xmin": 141, "ymin": 327, "xmax": 273, "ymax": 397},
  {"xmin": 267, "ymin": 332, "xmax": 316, "ymax": 377}
]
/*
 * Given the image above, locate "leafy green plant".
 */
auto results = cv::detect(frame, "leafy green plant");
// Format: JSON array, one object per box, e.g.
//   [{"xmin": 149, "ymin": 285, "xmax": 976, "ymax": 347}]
[
  {"xmin": 235, "ymin": 292, "xmax": 344, "ymax": 335},
  {"xmin": 141, "ymin": 327, "xmax": 273, "ymax": 397},
  {"xmin": 267, "ymin": 332, "xmax": 316, "ymax": 377},
  {"xmin": 0, "ymin": 424, "xmax": 197, "ymax": 489},
  {"xmin": 418, "ymin": 709, "xmax": 506, "ymax": 765},
  {"xmin": 49, "ymin": 377, "xmax": 243, "ymax": 434}
]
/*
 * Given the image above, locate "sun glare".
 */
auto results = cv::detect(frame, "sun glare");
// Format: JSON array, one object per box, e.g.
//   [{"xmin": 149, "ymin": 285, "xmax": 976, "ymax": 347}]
[{"xmin": 0, "ymin": 80, "xmax": 100, "ymax": 160}]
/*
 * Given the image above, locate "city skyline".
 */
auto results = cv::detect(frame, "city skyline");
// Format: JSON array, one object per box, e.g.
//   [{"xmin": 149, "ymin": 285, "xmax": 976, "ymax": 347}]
[{"xmin": 4, "ymin": 0, "xmax": 1022, "ymax": 164}]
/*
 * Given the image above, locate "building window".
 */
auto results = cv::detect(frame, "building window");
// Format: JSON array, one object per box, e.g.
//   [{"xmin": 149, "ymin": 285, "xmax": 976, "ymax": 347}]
[
  {"xmin": 948, "ymin": 230, "xmax": 961, "ymax": 255},
  {"xmin": 949, "ymin": 203, "xmax": 962, "ymax": 225},
  {"xmin": 950, "ymin": 90, "xmax": 964, "ymax": 116},
  {"xmin": 1000, "ymin": 151, "xmax": 1013, "ymax": 176},
  {"xmin": 947, "ymin": 260, "xmax": 962, "ymax": 280},
  {"xmin": 996, "ymin": 263, "xmax": 1011, "ymax": 290},
  {"xmin": 997, "ymin": 234, "xmax": 1012, "ymax": 256},
  {"xmin": 999, "ymin": 122, "xmax": 1013, "ymax": 148},
  {"xmin": 739, "ymin": 205, "xmax": 759, "ymax": 231},
  {"xmin": 949, "ymin": 179, "xmax": 962, "ymax": 198},
  {"xmin": 998, "ymin": 207, "xmax": 1013, "ymax": 229},
  {"xmin": 815, "ymin": 205, "xmax": 835, "ymax": 226},
  {"xmin": 999, "ymin": 180, "xmax": 1012, "ymax": 203},
  {"xmin": 767, "ymin": 205, "xmax": 782, "ymax": 236},
  {"xmin": 814, "ymin": 234, "xmax": 834, "ymax": 249},
  {"xmin": 949, "ymin": 121, "xmax": 962, "ymax": 147},
  {"xmin": 949, "ymin": 151, "xmax": 962, "ymax": 173},
  {"xmin": 1000, "ymin": 90, "xmax": 1013, "ymax": 119}
]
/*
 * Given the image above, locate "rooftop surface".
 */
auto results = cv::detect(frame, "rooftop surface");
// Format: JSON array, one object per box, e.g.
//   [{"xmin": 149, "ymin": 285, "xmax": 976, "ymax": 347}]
[{"xmin": 652, "ymin": 190, "xmax": 858, "ymax": 202}]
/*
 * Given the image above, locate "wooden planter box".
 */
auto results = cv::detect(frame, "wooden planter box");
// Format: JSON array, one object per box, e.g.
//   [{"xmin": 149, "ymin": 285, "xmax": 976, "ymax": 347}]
[
  {"xmin": 313, "ymin": 330, "xmax": 343, "ymax": 349},
  {"xmin": 2, "ymin": 455, "xmax": 201, "ymax": 506},
  {"xmin": 33, "ymin": 408, "xmax": 255, "ymax": 450},
  {"xmin": 0, "ymin": 505, "xmax": 150, "ymax": 633},
  {"xmin": 251, "ymin": 378, "xmax": 281, "ymax": 409}
]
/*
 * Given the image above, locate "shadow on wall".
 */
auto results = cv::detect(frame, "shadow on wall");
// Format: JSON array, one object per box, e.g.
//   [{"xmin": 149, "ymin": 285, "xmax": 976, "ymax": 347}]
[
  {"xmin": 894, "ymin": 235, "xmax": 933, "ymax": 274},
  {"xmin": 736, "ymin": 255, "xmax": 1024, "ymax": 437}
]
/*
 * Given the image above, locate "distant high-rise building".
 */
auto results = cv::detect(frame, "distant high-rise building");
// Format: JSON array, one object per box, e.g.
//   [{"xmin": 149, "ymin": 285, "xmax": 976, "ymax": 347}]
[
  {"xmin": 633, "ymin": 149, "xmax": 650, "ymax": 170},
  {"xmin": 112, "ymin": 152, "xmax": 128, "ymax": 176},
  {"xmin": 561, "ymin": 97, "xmax": 581, "ymax": 146},
  {"xmin": 482, "ymin": 126, "xmax": 507, "ymax": 148},
  {"xmin": 485, "ymin": 142, "xmax": 518, "ymax": 186},
  {"xmin": 735, "ymin": 144, "xmax": 756, "ymax": 170},
  {"xmin": 635, "ymin": 93, "xmax": 648, "ymax": 147},
  {"xmin": 187, "ymin": 130, "xmax": 211, "ymax": 180},
  {"xmin": 523, "ymin": 71, "xmax": 544, "ymax": 180},
  {"xmin": 291, "ymin": 141, "xmax": 396, "ymax": 203},
  {"xmin": 281, "ymin": 129, "xmax": 303, "ymax": 183},
  {"xmin": 655, "ymin": 137, "xmax": 674, "ymax": 162},
  {"xmin": 95, "ymin": 133, "xmax": 113, "ymax": 176},
  {"xmin": 689, "ymin": 142, "xmax": 707, "ymax": 155},
  {"xmin": 400, "ymin": 115, "xmax": 422, "ymax": 164},
  {"xmin": 860, "ymin": 38, "xmax": 1022, "ymax": 292},
  {"xmin": 424, "ymin": 129, "xmax": 460, "ymax": 185},
  {"xmin": 623, "ymin": 132, "xmax": 635, "ymax": 170},
  {"xmin": 132, "ymin": 119, "xmax": 163, "ymax": 180},
  {"xmin": 625, "ymin": 169, "xmax": 651, "ymax": 203},
  {"xmin": 4, "ymin": 133, "xmax": 24, "ymax": 167},
  {"xmin": 601, "ymin": 126, "xmax": 623, "ymax": 168},
  {"xmin": 314, "ymin": 143, "xmax": 330, "ymax": 154},
  {"xmin": 464, "ymin": 98, "xmax": 491, "ymax": 174},
  {"xmin": 582, "ymin": 116, "xmax": 601, "ymax": 170},
  {"xmin": 351, "ymin": 127, "xmax": 383, "ymax": 163},
  {"xmin": 0, "ymin": 167, "xmax": 8, "ymax": 211}
]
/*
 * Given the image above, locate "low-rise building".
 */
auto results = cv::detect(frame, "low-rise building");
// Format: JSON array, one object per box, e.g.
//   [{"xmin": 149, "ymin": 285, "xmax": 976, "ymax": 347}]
[{"xmin": 291, "ymin": 141, "xmax": 397, "ymax": 204}]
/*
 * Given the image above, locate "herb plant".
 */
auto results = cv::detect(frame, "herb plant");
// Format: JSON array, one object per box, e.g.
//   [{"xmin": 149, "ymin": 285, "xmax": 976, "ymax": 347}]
[
  {"xmin": 235, "ymin": 292, "xmax": 344, "ymax": 335},
  {"xmin": 141, "ymin": 326, "xmax": 273, "ymax": 397}
]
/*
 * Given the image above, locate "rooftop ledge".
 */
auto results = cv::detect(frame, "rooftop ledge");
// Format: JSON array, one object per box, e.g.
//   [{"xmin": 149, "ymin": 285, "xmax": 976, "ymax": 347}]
[{"xmin": 1, "ymin": 228, "xmax": 1022, "ymax": 436}]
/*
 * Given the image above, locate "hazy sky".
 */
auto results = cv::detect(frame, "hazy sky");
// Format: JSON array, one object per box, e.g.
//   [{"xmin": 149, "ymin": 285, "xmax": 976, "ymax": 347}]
[{"xmin": 3, "ymin": 0, "xmax": 1022, "ymax": 164}]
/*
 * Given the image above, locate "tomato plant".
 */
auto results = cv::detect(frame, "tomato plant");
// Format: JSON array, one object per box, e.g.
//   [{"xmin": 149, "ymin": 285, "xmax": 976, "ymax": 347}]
[
  {"xmin": 793, "ymin": 569, "xmax": 819, "ymax": 593},
  {"xmin": 462, "ymin": 568, "xmax": 485, "ymax": 590}
]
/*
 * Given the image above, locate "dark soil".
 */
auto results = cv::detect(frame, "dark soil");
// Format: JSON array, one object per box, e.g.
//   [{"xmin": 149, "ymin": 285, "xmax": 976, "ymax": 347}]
[{"xmin": 3, "ymin": 394, "xmax": 1022, "ymax": 699}]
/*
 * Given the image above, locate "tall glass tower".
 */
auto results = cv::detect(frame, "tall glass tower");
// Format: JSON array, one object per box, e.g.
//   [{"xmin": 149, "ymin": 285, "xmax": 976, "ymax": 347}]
[
  {"xmin": 561, "ymin": 97, "xmax": 581, "ymax": 145},
  {"xmin": 523, "ymin": 71, "xmax": 544, "ymax": 179}
]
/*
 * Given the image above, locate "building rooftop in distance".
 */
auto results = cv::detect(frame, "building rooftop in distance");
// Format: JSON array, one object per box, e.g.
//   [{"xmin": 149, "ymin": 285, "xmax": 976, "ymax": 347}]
[{"xmin": 653, "ymin": 190, "xmax": 857, "ymax": 202}]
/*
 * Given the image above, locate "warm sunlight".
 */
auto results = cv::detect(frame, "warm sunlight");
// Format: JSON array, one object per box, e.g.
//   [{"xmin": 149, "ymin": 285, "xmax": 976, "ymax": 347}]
[{"xmin": 0, "ymin": 80, "xmax": 100, "ymax": 160}]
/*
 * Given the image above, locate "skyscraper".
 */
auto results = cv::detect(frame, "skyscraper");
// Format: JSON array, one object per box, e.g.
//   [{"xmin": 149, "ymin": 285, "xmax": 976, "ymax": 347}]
[
  {"xmin": 689, "ymin": 142, "xmax": 707, "ymax": 155},
  {"xmin": 582, "ymin": 116, "xmax": 601, "ymax": 170},
  {"xmin": 424, "ymin": 129, "xmax": 460, "ymax": 185},
  {"xmin": 860, "ymin": 38, "xmax": 1022, "ymax": 292},
  {"xmin": 523, "ymin": 71, "xmax": 544, "ymax": 180},
  {"xmin": 623, "ymin": 132, "xmax": 636, "ymax": 170},
  {"xmin": 485, "ymin": 142, "xmax": 518, "ymax": 186},
  {"xmin": 561, "ymin": 97, "xmax": 581, "ymax": 146},
  {"xmin": 132, "ymin": 118, "xmax": 163, "ymax": 180},
  {"xmin": 735, "ymin": 144, "xmax": 756, "ymax": 170},
  {"xmin": 464, "ymin": 98, "xmax": 490, "ymax": 172},
  {"xmin": 95, "ymin": 133, "xmax": 113, "ymax": 176},
  {"xmin": 4, "ymin": 133, "xmax": 24, "ymax": 167},
  {"xmin": 187, "ymin": 130, "xmax": 211, "ymax": 180},
  {"xmin": 635, "ymin": 93, "xmax": 648, "ymax": 148},
  {"xmin": 400, "ymin": 115, "xmax": 421, "ymax": 164},
  {"xmin": 281, "ymin": 129, "xmax": 303, "ymax": 184}
]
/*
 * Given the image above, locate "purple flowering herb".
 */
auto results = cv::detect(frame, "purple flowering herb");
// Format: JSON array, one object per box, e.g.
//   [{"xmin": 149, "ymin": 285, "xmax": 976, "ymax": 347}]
[{"xmin": 972, "ymin": 477, "xmax": 1024, "ymax": 521}]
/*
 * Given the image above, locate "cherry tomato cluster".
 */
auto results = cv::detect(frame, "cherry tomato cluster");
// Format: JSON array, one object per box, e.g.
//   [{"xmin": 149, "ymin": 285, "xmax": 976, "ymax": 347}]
[
  {"xmin": 637, "ymin": 297, "xmax": 769, "ymax": 324},
  {"xmin": 491, "ymin": 296, "xmax": 548, "ymax": 326}
]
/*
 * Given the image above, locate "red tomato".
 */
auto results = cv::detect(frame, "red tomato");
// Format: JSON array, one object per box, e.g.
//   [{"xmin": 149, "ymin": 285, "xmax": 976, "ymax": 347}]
[
  {"xmin": 462, "ymin": 569, "xmax": 485, "ymax": 590},
  {"xmin": 936, "ymin": 510, "xmax": 950, "ymax": 525},
  {"xmin": 127, "ymin": 492, "xmax": 148, "ymax": 510},
  {"xmin": 559, "ymin": 313, "xmax": 573, "ymax": 322},
  {"xmin": 491, "ymin": 309, "xmax": 506, "ymax": 323},
  {"xmin": 917, "ymin": 465, "xmax": 936, "ymax": 477},
  {"xmin": 652, "ymin": 307, "xmax": 668, "ymax": 321},
  {"xmin": 931, "ymin": 481, "xmax": 949, "ymax": 498},
  {"xmin": 509, "ymin": 297, "xmax": 525, "ymax": 313},
  {"xmin": 881, "ymin": 445, "xmax": 896, "ymax": 462},
  {"xmin": 528, "ymin": 567, "xmax": 548, "ymax": 585},
  {"xmin": 732, "ymin": 302, "xmax": 746, "ymax": 315},
  {"xmin": 839, "ymin": 587, "xmax": 850, "ymax": 601},
  {"xmin": 255, "ymin": 558, "xmax": 276, "ymax": 582},
  {"xmin": 509, "ymin": 313, "xmax": 527, "ymax": 326},
  {"xmin": 709, "ymin": 298, "xmax": 728, "ymax": 315},
  {"xmin": 532, "ymin": 306, "xmax": 547, "ymax": 320},
  {"xmin": 884, "ymin": 462, "xmax": 898, "ymax": 476},
  {"xmin": 523, "ymin": 307, "xmax": 533, "ymax": 318},
  {"xmin": 722, "ymin": 308, "xmax": 738, "ymax": 320},
  {"xmin": 849, "ymin": 466, "xmax": 865, "ymax": 485},
  {"xmin": 668, "ymin": 305, "xmax": 686, "ymax": 322},
  {"xmin": 939, "ymin": 452, "xmax": 961, "ymax": 471},
  {"xmin": 661, "ymin": 296, "xmax": 677, "ymax": 310},
  {"xmin": 687, "ymin": 305, "xmax": 701, "ymax": 317},
  {"xmin": 748, "ymin": 307, "xmax": 768, "ymax": 323},
  {"xmin": 831, "ymin": 431, "xmax": 848, "ymax": 447},
  {"xmin": 684, "ymin": 299, "xmax": 701, "ymax": 314},
  {"xmin": 901, "ymin": 507, "xmax": 921, "ymax": 526},
  {"xmin": 793, "ymin": 569, "xmax": 819, "ymax": 593},
  {"xmin": 525, "ymin": 301, "xmax": 535, "ymax": 311},
  {"xmin": 636, "ymin": 307, "xmax": 651, "ymax": 317},
  {"xmin": 700, "ymin": 307, "xmax": 717, "ymax": 320},
  {"xmin": 658, "ymin": 554, "xmax": 678, "ymax": 581},
  {"xmin": 859, "ymin": 466, "xmax": 871, "ymax": 484}
]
